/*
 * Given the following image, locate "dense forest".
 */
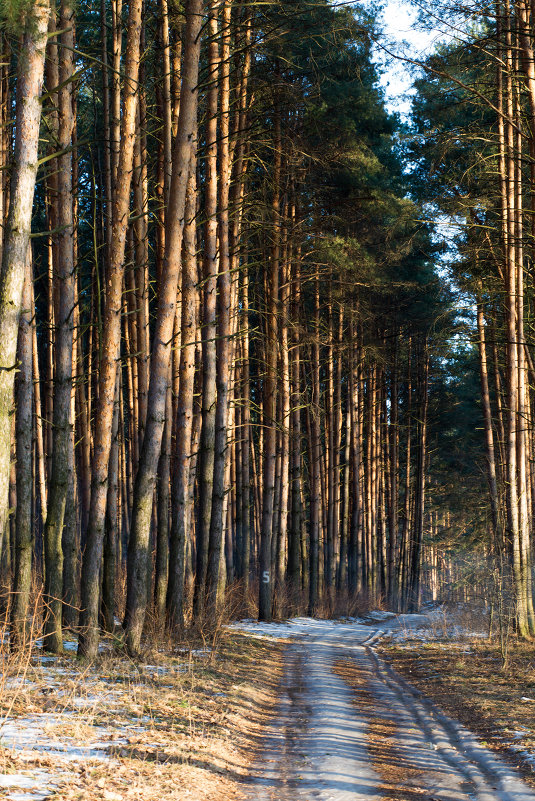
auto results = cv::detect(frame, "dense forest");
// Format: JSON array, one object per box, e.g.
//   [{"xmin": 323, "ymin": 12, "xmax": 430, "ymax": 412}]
[{"xmin": 0, "ymin": 0, "xmax": 532, "ymax": 660}]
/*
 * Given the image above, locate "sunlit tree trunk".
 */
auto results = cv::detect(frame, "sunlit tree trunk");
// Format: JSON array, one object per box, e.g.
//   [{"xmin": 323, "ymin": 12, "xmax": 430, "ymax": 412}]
[
  {"xmin": 387, "ymin": 336, "xmax": 399, "ymax": 605},
  {"xmin": 398, "ymin": 338, "xmax": 412, "ymax": 610},
  {"xmin": 259, "ymin": 103, "xmax": 281, "ymax": 621},
  {"xmin": 500, "ymin": 0, "xmax": 533, "ymax": 638},
  {"xmin": 476, "ymin": 293, "xmax": 501, "ymax": 542},
  {"xmin": 207, "ymin": 0, "xmax": 233, "ymax": 610},
  {"xmin": 349, "ymin": 326, "xmax": 363, "ymax": 595},
  {"xmin": 154, "ymin": 387, "xmax": 171, "ymax": 626},
  {"xmin": 124, "ymin": 0, "xmax": 203, "ymax": 654},
  {"xmin": 288, "ymin": 240, "xmax": 302, "ymax": 597},
  {"xmin": 308, "ymin": 269, "xmax": 321, "ymax": 615},
  {"xmin": 408, "ymin": 341, "xmax": 428, "ymax": 612},
  {"xmin": 0, "ymin": 0, "xmax": 49, "ymax": 574},
  {"xmin": 101, "ymin": 371, "xmax": 120, "ymax": 633},
  {"xmin": 275, "ymin": 213, "xmax": 290, "ymax": 609}
]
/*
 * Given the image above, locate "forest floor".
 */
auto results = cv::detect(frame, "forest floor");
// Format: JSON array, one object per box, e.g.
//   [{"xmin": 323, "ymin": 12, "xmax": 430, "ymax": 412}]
[
  {"xmin": 2, "ymin": 611, "xmax": 535, "ymax": 801},
  {"xmin": 0, "ymin": 630, "xmax": 284, "ymax": 801},
  {"xmin": 380, "ymin": 623, "xmax": 535, "ymax": 790}
]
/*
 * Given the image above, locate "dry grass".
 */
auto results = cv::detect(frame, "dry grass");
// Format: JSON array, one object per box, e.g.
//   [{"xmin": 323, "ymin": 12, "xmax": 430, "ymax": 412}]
[
  {"xmin": 227, "ymin": 578, "xmax": 372, "ymax": 622},
  {"xmin": 379, "ymin": 637, "xmax": 535, "ymax": 786},
  {"xmin": 0, "ymin": 632, "xmax": 285, "ymax": 801}
]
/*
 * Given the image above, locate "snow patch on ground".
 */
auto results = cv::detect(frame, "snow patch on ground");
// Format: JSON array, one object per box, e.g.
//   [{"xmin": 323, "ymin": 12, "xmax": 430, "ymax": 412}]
[
  {"xmin": 0, "ymin": 609, "xmax": 488, "ymax": 800},
  {"xmin": 0, "ymin": 712, "xmax": 125, "ymax": 762},
  {"xmin": 229, "ymin": 611, "xmax": 442, "ymax": 641},
  {"xmin": 0, "ymin": 651, "xmax": 184, "ymax": 799},
  {"xmin": 365, "ymin": 610, "xmax": 396, "ymax": 622},
  {"xmin": 228, "ymin": 616, "xmax": 367, "ymax": 640},
  {"xmin": 33, "ymin": 638, "xmax": 110, "ymax": 656},
  {"xmin": 512, "ymin": 746, "xmax": 535, "ymax": 771},
  {"xmin": 229, "ymin": 608, "xmax": 489, "ymax": 646},
  {"xmin": 377, "ymin": 608, "xmax": 488, "ymax": 643},
  {"xmin": 0, "ymin": 770, "xmax": 55, "ymax": 801}
]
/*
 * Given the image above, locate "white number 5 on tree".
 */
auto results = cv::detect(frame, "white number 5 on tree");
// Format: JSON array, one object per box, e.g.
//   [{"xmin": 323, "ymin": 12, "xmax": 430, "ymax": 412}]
[{"xmin": 262, "ymin": 571, "xmax": 270, "ymax": 584}]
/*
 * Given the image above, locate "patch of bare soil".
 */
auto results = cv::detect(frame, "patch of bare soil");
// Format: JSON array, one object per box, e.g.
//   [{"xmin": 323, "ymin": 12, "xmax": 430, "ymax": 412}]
[
  {"xmin": 379, "ymin": 638, "xmax": 535, "ymax": 788},
  {"xmin": 0, "ymin": 633, "xmax": 285, "ymax": 801},
  {"xmin": 333, "ymin": 659, "xmax": 426, "ymax": 801}
]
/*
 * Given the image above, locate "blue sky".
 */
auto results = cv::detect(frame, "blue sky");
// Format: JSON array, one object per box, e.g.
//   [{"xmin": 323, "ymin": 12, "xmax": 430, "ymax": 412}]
[
  {"xmin": 374, "ymin": 0, "xmax": 440, "ymax": 117},
  {"xmin": 364, "ymin": 1, "xmax": 476, "ymax": 327}
]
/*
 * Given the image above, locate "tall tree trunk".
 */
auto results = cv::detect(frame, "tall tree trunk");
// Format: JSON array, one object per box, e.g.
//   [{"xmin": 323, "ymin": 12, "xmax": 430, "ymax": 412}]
[
  {"xmin": 124, "ymin": 0, "xmax": 202, "ymax": 654},
  {"xmin": 408, "ymin": 342, "xmax": 428, "ymax": 612},
  {"xmin": 0, "ymin": 0, "xmax": 49, "ymax": 576},
  {"xmin": 206, "ymin": 0, "xmax": 232, "ymax": 610},
  {"xmin": 398, "ymin": 338, "xmax": 412, "ymax": 611},
  {"xmin": 500, "ymin": 1, "xmax": 532, "ymax": 638},
  {"xmin": 10, "ymin": 252, "xmax": 33, "ymax": 648},
  {"xmin": 308, "ymin": 269, "xmax": 321, "ymax": 615},
  {"xmin": 32, "ymin": 280, "xmax": 47, "ymax": 532},
  {"xmin": 78, "ymin": 0, "xmax": 144, "ymax": 659},
  {"xmin": 154, "ymin": 387, "xmax": 171, "ymax": 626},
  {"xmin": 348, "ymin": 329, "xmax": 363, "ymax": 595},
  {"xmin": 43, "ymin": 0, "xmax": 76, "ymax": 652},
  {"xmin": 101, "ymin": 371, "xmax": 120, "ymax": 633},
  {"xmin": 338, "ymin": 402, "xmax": 351, "ymax": 592},
  {"xmin": 476, "ymin": 295, "xmax": 501, "ymax": 542},
  {"xmin": 259, "ymin": 102, "xmax": 281, "ymax": 622},
  {"xmin": 387, "ymin": 336, "xmax": 399, "ymax": 605},
  {"xmin": 240, "ymin": 265, "xmax": 252, "ymax": 596},
  {"xmin": 288, "ymin": 244, "xmax": 301, "ymax": 596},
  {"xmin": 194, "ymin": 3, "xmax": 219, "ymax": 615},
  {"xmin": 275, "ymin": 225, "xmax": 291, "ymax": 607},
  {"xmin": 167, "ymin": 167, "xmax": 198, "ymax": 629}
]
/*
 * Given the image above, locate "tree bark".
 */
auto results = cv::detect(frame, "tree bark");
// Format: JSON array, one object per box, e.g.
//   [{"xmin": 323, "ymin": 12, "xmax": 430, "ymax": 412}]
[
  {"xmin": 476, "ymin": 295, "xmax": 501, "ymax": 542},
  {"xmin": 194, "ymin": 3, "xmax": 219, "ymax": 616},
  {"xmin": 206, "ymin": 0, "xmax": 232, "ymax": 610},
  {"xmin": 124, "ymin": 0, "xmax": 202, "ymax": 654},
  {"xmin": 78, "ymin": 0, "xmax": 144, "ymax": 659},
  {"xmin": 0, "ymin": 0, "xmax": 49, "ymax": 574},
  {"xmin": 259, "ymin": 101, "xmax": 281, "ymax": 622},
  {"xmin": 43, "ymin": 0, "xmax": 76, "ymax": 653},
  {"xmin": 10, "ymin": 251, "xmax": 33, "ymax": 648},
  {"xmin": 167, "ymin": 167, "xmax": 198, "ymax": 628}
]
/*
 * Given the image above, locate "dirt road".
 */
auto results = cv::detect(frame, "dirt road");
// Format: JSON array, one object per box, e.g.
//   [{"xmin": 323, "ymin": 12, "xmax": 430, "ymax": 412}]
[{"xmin": 242, "ymin": 619, "xmax": 535, "ymax": 801}]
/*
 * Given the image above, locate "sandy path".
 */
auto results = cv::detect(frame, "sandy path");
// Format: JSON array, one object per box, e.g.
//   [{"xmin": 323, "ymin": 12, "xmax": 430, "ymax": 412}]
[{"xmin": 242, "ymin": 620, "xmax": 535, "ymax": 801}]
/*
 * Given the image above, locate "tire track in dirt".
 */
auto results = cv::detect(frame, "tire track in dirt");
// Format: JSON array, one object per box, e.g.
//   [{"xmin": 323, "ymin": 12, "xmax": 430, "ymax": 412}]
[
  {"xmin": 242, "ymin": 622, "xmax": 535, "ymax": 801},
  {"xmin": 242, "ymin": 629, "xmax": 382, "ymax": 800},
  {"xmin": 367, "ymin": 647, "xmax": 535, "ymax": 801}
]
